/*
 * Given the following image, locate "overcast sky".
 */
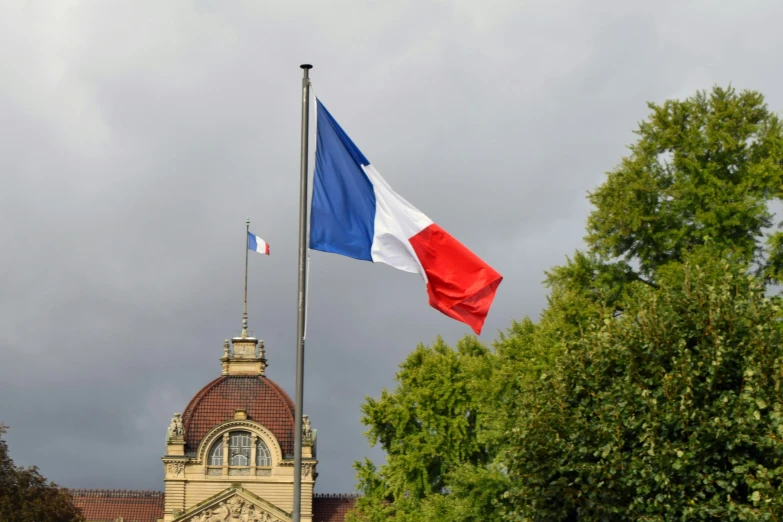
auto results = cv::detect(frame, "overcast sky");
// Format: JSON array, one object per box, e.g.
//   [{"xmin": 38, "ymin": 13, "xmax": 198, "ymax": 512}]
[{"xmin": 1, "ymin": 0, "xmax": 782, "ymax": 495}]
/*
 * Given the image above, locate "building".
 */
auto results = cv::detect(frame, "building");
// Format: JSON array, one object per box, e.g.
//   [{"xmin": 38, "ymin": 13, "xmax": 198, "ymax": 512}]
[{"xmin": 70, "ymin": 329, "xmax": 358, "ymax": 522}]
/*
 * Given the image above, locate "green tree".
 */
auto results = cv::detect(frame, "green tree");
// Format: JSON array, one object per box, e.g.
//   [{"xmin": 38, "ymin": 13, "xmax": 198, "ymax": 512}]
[
  {"xmin": 504, "ymin": 255, "xmax": 783, "ymax": 521},
  {"xmin": 590, "ymin": 87, "xmax": 783, "ymax": 273},
  {"xmin": 0, "ymin": 423, "xmax": 85, "ymax": 522},
  {"xmin": 351, "ymin": 85, "xmax": 783, "ymax": 521},
  {"xmin": 505, "ymin": 86, "xmax": 783, "ymax": 519},
  {"xmin": 548, "ymin": 86, "xmax": 783, "ymax": 326},
  {"xmin": 348, "ymin": 336, "xmax": 513, "ymax": 522},
  {"xmin": 348, "ymin": 320, "xmax": 560, "ymax": 522}
]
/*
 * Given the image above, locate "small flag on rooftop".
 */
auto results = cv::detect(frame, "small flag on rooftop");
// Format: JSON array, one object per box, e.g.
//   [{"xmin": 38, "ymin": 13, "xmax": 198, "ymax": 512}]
[{"xmin": 248, "ymin": 232, "xmax": 270, "ymax": 255}]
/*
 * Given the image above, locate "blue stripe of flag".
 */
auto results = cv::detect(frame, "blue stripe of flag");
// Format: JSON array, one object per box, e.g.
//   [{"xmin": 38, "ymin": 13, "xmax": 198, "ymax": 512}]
[{"xmin": 309, "ymin": 99, "xmax": 376, "ymax": 262}]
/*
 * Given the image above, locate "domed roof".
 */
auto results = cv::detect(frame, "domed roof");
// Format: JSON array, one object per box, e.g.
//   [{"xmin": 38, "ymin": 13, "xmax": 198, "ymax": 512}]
[{"xmin": 181, "ymin": 375, "xmax": 295, "ymax": 457}]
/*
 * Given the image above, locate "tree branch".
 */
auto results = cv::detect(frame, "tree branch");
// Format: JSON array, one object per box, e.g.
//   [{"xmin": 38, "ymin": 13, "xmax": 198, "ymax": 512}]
[{"xmin": 633, "ymin": 274, "xmax": 658, "ymax": 289}]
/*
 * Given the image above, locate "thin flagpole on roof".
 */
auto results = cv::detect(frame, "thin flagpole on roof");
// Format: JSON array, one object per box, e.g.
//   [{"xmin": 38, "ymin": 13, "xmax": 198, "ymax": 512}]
[{"xmin": 242, "ymin": 217, "xmax": 250, "ymax": 337}]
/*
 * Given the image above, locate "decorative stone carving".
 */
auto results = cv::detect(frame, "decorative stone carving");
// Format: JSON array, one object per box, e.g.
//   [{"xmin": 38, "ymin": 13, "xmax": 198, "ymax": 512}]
[
  {"xmin": 256, "ymin": 468, "xmax": 271, "ymax": 476},
  {"xmin": 206, "ymin": 468, "xmax": 222, "ymax": 476},
  {"xmin": 188, "ymin": 507, "xmax": 214, "ymax": 522},
  {"xmin": 228, "ymin": 468, "xmax": 250, "ymax": 476},
  {"xmin": 167, "ymin": 413, "xmax": 184, "ymax": 441},
  {"xmin": 166, "ymin": 462, "xmax": 185, "ymax": 476},
  {"xmin": 279, "ymin": 461, "xmax": 314, "ymax": 478},
  {"xmin": 302, "ymin": 415, "xmax": 312, "ymax": 442},
  {"xmin": 222, "ymin": 340, "xmax": 230, "ymax": 375},
  {"xmin": 186, "ymin": 495, "xmax": 283, "ymax": 522}
]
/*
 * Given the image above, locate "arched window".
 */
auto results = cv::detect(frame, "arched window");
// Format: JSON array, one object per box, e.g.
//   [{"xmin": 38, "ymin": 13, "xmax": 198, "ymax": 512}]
[
  {"xmin": 256, "ymin": 438, "xmax": 272, "ymax": 467},
  {"xmin": 229, "ymin": 432, "xmax": 252, "ymax": 466},
  {"xmin": 206, "ymin": 430, "xmax": 274, "ymax": 471},
  {"xmin": 209, "ymin": 440, "xmax": 223, "ymax": 466}
]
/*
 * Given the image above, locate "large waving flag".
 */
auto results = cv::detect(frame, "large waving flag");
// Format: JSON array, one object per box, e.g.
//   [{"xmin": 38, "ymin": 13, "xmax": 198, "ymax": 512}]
[{"xmin": 309, "ymin": 99, "xmax": 502, "ymax": 334}]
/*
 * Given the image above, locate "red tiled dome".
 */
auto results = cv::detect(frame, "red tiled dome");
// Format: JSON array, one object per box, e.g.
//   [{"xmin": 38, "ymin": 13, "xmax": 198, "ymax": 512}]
[{"xmin": 181, "ymin": 375, "xmax": 295, "ymax": 457}]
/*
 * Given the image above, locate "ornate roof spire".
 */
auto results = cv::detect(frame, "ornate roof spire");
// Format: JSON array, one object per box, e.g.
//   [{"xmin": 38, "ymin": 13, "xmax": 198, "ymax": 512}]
[{"xmin": 216, "ymin": 218, "xmax": 268, "ymax": 375}]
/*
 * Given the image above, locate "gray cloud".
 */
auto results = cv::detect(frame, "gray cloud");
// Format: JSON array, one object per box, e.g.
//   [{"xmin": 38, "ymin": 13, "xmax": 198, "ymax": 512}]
[{"xmin": 1, "ymin": 0, "xmax": 783, "ymax": 494}]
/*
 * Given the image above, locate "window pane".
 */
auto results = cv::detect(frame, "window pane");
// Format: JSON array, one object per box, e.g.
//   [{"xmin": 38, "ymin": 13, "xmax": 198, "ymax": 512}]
[
  {"xmin": 229, "ymin": 431, "xmax": 251, "ymax": 466},
  {"xmin": 209, "ymin": 440, "xmax": 223, "ymax": 466},
  {"xmin": 256, "ymin": 438, "xmax": 272, "ymax": 467}
]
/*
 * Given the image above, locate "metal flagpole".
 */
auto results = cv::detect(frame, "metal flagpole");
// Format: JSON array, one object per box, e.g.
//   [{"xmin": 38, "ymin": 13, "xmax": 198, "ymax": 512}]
[
  {"xmin": 292, "ymin": 63, "xmax": 312, "ymax": 522},
  {"xmin": 242, "ymin": 217, "xmax": 250, "ymax": 338}
]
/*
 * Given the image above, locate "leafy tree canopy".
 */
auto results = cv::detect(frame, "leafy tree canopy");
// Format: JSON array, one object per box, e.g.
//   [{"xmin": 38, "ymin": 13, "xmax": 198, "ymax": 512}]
[
  {"xmin": 0, "ymin": 423, "xmax": 85, "ymax": 522},
  {"xmin": 350, "ymin": 86, "xmax": 783, "ymax": 521},
  {"xmin": 590, "ymin": 87, "xmax": 783, "ymax": 274},
  {"xmin": 504, "ymin": 253, "xmax": 783, "ymax": 521},
  {"xmin": 548, "ymin": 86, "xmax": 783, "ymax": 328},
  {"xmin": 348, "ymin": 336, "xmax": 510, "ymax": 521}
]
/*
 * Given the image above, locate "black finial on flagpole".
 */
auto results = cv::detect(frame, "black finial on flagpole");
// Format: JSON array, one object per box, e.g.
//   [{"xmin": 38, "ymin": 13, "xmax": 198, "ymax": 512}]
[{"xmin": 300, "ymin": 64, "xmax": 313, "ymax": 70}]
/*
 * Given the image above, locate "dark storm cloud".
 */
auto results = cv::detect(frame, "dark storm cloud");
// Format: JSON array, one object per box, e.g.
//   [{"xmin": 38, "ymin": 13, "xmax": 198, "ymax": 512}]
[{"xmin": 1, "ymin": 0, "xmax": 783, "ymax": 493}]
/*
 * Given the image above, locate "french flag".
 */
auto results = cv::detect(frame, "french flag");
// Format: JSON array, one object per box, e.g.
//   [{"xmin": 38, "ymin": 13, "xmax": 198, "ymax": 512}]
[
  {"xmin": 248, "ymin": 232, "xmax": 270, "ymax": 255},
  {"xmin": 309, "ymin": 99, "xmax": 502, "ymax": 335}
]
